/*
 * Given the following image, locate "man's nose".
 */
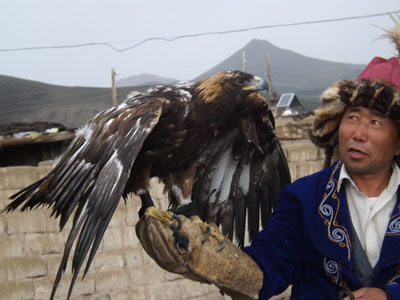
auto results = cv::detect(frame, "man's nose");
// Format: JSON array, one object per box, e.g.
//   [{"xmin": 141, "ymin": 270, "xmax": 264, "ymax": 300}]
[{"xmin": 352, "ymin": 122, "xmax": 368, "ymax": 142}]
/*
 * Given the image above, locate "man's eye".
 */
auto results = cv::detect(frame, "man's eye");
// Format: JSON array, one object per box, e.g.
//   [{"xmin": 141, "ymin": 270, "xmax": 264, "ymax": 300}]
[{"xmin": 371, "ymin": 119, "xmax": 383, "ymax": 126}]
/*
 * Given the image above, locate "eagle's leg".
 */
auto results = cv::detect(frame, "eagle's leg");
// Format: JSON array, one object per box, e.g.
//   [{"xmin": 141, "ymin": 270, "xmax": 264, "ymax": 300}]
[
  {"xmin": 139, "ymin": 192, "xmax": 189, "ymax": 251},
  {"xmin": 134, "ymin": 167, "xmax": 179, "ymax": 226},
  {"xmin": 168, "ymin": 204, "xmax": 226, "ymax": 252},
  {"xmin": 138, "ymin": 192, "xmax": 175, "ymax": 224},
  {"xmin": 168, "ymin": 163, "xmax": 226, "ymax": 251}
]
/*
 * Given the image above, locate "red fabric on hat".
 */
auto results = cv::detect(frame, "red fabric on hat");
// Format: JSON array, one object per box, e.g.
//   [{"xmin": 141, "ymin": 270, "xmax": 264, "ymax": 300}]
[{"xmin": 356, "ymin": 56, "xmax": 400, "ymax": 89}]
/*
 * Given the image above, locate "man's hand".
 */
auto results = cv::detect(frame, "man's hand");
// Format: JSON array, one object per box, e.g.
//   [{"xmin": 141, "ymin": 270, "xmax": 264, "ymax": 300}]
[
  {"xmin": 343, "ymin": 287, "xmax": 387, "ymax": 300},
  {"xmin": 136, "ymin": 212, "xmax": 263, "ymax": 300}
]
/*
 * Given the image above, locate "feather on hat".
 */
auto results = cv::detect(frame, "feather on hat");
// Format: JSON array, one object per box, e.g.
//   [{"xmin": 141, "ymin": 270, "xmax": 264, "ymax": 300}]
[{"xmin": 310, "ymin": 14, "xmax": 400, "ymax": 167}]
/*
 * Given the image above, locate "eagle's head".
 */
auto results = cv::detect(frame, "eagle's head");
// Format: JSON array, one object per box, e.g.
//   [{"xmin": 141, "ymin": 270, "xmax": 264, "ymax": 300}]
[{"xmin": 195, "ymin": 70, "xmax": 269, "ymax": 105}]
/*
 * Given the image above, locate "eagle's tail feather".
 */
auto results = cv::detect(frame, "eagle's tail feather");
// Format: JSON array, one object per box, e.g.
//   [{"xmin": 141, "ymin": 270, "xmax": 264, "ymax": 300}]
[
  {"xmin": 247, "ymin": 188, "xmax": 261, "ymax": 245},
  {"xmin": 234, "ymin": 193, "xmax": 246, "ymax": 249},
  {"xmin": 4, "ymin": 177, "xmax": 48, "ymax": 212}
]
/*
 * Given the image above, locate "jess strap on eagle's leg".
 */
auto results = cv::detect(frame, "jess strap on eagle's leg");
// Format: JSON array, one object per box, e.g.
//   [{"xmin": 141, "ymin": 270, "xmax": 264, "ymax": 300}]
[{"xmin": 135, "ymin": 210, "xmax": 263, "ymax": 300}]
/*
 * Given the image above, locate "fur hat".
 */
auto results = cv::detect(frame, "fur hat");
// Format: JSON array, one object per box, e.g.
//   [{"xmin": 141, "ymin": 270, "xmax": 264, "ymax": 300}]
[{"xmin": 310, "ymin": 14, "xmax": 400, "ymax": 167}]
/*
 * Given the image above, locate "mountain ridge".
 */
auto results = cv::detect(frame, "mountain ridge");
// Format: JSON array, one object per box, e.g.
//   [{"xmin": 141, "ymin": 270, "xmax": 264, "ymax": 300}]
[
  {"xmin": 195, "ymin": 39, "xmax": 364, "ymax": 102},
  {"xmin": 116, "ymin": 73, "xmax": 178, "ymax": 87},
  {"xmin": 0, "ymin": 39, "xmax": 365, "ymax": 127}
]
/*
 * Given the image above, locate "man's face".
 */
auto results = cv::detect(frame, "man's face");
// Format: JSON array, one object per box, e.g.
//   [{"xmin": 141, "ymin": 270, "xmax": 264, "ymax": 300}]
[{"xmin": 338, "ymin": 106, "xmax": 400, "ymax": 177}]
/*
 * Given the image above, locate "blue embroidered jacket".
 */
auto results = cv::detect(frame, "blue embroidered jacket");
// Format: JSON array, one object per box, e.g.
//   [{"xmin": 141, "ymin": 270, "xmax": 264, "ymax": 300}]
[{"xmin": 243, "ymin": 161, "xmax": 400, "ymax": 299}]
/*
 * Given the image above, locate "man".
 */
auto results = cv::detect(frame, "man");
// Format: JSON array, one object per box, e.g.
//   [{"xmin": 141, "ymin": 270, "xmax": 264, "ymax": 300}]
[
  {"xmin": 243, "ymin": 76, "xmax": 400, "ymax": 299},
  {"xmin": 137, "ymin": 20, "xmax": 400, "ymax": 300}
]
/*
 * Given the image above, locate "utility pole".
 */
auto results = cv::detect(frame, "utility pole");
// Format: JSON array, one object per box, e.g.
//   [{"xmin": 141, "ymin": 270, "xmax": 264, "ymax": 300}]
[
  {"xmin": 242, "ymin": 49, "xmax": 247, "ymax": 72},
  {"xmin": 265, "ymin": 54, "xmax": 279, "ymax": 106},
  {"xmin": 111, "ymin": 68, "xmax": 117, "ymax": 107}
]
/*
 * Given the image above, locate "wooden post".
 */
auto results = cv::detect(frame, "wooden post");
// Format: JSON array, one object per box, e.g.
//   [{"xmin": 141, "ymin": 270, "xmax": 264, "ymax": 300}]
[
  {"xmin": 111, "ymin": 68, "xmax": 117, "ymax": 107},
  {"xmin": 265, "ymin": 54, "xmax": 279, "ymax": 106},
  {"xmin": 242, "ymin": 49, "xmax": 247, "ymax": 72}
]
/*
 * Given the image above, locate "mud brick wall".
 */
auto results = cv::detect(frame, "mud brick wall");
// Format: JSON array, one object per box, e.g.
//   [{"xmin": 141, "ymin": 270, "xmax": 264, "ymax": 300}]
[{"xmin": 0, "ymin": 138, "xmax": 324, "ymax": 300}]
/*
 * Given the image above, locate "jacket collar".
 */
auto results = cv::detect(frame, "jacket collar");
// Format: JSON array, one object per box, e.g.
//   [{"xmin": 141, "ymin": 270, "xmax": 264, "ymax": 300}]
[
  {"xmin": 310, "ymin": 161, "xmax": 353, "ymax": 266},
  {"xmin": 311, "ymin": 161, "xmax": 400, "ymax": 267}
]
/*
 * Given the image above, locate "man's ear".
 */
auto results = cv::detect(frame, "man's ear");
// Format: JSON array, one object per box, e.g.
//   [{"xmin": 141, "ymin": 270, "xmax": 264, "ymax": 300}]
[{"xmin": 395, "ymin": 138, "xmax": 400, "ymax": 156}]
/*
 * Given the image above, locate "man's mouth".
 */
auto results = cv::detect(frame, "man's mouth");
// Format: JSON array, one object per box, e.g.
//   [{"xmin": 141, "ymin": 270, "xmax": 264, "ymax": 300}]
[{"xmin": 348, "ymin": 147, "xmax": 367, "ymax": 158}]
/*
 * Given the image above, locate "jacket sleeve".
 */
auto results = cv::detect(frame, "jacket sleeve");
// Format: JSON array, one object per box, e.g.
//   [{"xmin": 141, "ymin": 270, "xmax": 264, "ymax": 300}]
[
  {"xmin": 385, "ymin": 285, "xmax": 400, "ymax": 299},
  {"xmin": 243, "ymin": 185, "xmax": 305, "ymax": 299}
]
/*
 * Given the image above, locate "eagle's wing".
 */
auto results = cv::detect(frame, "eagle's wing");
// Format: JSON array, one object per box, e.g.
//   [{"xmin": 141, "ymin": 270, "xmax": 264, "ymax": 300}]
[
  {"xmin": 192, "ymin": 109, "xmax": 290, "ymax": 248},
  {"xmin": 5, "ymin": 98, "xmax": 163, "ymax": 299}
]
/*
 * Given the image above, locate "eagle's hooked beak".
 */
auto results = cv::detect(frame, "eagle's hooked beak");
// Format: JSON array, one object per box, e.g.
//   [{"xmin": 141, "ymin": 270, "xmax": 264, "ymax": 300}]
[{"xmin": 242, "ymin": 76, "xmax": 269, "ymax": 93}]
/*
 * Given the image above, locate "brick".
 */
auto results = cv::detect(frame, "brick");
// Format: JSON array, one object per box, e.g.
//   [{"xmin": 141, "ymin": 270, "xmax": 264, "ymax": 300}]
[
  {"xmin": 165, "ymin": 271, "xmax": 184, "ymax": 282},
  {"xmin": 91, "ymin": 250, "xmax": 124, "ymax": 273},
  {"xmin": 5, "ymin": 256, "xmax": 47, "ymax": 280},
  {"xmin": 122, "ymin": 226, "xmax": 139, "ymax": 248},
  {"xmin": 5, "ymin": 209, "xmax": 49, "ymax": 234},
  {"xmin": 37, "ymin": 165, "xmax": 53, "ymax": 178},
  {"xmin": 123, "ymin": 246, "xmax": 144, "ymax": 269},
  {"xmin": 46, "ymin": 214, "xmax": 73, "ymax": 233},
  {"xmin": 44, "ymin": 254, "xmax": 64, "ymax": 276},
  {"xmin": 142, "ymin": 281, "xmax": 185, "ymax": 300},
  {"xmin": 108, "ymin": 202, "xmax": 126, "ymax": 228},
  {"xmin": 73, "ymin": 293, "xmax": 110, "ymax": 300},
  {"xmin": 0, "ymin": 280, "xmax": 34, "ymax": 300},
  {"xmin": 0, "ymin": 166, "xmax": 41, "ymax": 190},
  {"xmin": 0, "ymin": 217, "xmax": 5, "ymax": 233},
  {"xmin": 110, "ymin": 288, "xmax": 146, "ymax": 300},
  {"xmin": 102, "ymin": 227, "xmax": 124, "ymax": 250},
  {"xmin": 0, "ymin": 189, "xmax": 17, "ymax": 205},
  {"xmin": 0, "ymin": 232, "xmax": 24, "ymax": 258},
  {"xmin": 25, "ymin": 232, "xmax": 66, "ymax": 255},
  {"xmin": 292, "ymin": 161, "xmax": 324, "ymax": 180},
  {"xmin": 33, "ymin": 276, "xmax": 59, "ymax": 299},
  {"xmin": 178, "ymin": 279, "xmax": 220, "ymax": 299},
  {"xmin": 139, "ymin": 251, "xmax": 166, "ymax": 283},
  {"xmin": 282, "ymin": 140, "xmax": 320, "ymax": 162},
  {"xmin": 34, "ymin": 273, "xmax": 95, "ymax": 299},
  {"xmin": 287, "ymin": 164, "xmax": 298, "ymax": 182},
  {"xmin": 124, "ymin": 201, "xmax": 140, "ymax": 226},
  {"xmin": 0, "ymin": 261, "xmax": 6, "ymax": 282},
  {"xmin": 131, "ymin": 252, "xmax": 167, "ymax": 286},
  {"xmin": 94, "ymin": 270, "xmax": 130, "ymax": 293},
  {"xmin": 187, "ymin": 294, "xmax": 226, "ymax": 300}
]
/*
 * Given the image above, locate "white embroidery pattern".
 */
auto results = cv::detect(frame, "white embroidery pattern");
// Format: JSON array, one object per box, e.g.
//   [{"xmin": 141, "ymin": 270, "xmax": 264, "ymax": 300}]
[
  {"xmin": 388, "ymin": 275, "xmax": 400, "ymax": 285},
  {"xmin": 387, "ymin": 215, "xmax": 400, "ymax": 235},
  {"xmin": 324, "ymin": 257, "xmax": 340, "ymax": 284},
  {"xmin": 319, "ymin": 161, "xmax": 351, "ymax": 260}
]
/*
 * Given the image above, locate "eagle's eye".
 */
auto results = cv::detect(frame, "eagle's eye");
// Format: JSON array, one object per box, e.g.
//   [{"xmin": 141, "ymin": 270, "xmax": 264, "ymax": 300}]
[{"xmin": 236, "ymin": 77, "xmax": 245, "ymax": 85}]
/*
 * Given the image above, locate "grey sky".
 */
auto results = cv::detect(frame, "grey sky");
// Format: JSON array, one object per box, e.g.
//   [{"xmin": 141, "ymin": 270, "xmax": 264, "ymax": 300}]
[{"xmin": 1, "ymin": 0, "xmax": 399, "ymax": 87}]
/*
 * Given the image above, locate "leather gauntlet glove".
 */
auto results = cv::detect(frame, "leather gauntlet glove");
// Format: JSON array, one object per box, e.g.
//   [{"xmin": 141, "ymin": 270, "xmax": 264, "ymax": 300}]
[{"xmin": 136, "ymin": 213, "xmax": 263, "ymax": 300}]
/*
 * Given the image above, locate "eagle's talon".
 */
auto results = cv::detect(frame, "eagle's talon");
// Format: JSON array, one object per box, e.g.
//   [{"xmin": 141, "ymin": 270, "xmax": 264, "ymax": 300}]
[
  {"xmin": 170, "ymin": 222, "xmax": 189, "ymax": 253},
  {"xmin": 190, "ymin": 216, "xmax": 226, "ymax": 251},
  {"xmin": 217, "ymin": 239, "xmax": 226, "ymax": 252},
  {"xmin": 201, "ymin": 226, "xmax": 211, "ymax": 244},
  {"xmin": 172, "ymin": 214, "xmax": 182, "ymax": 231},
  {"xmin": 176, "ymin": 241, "xmax": 189, "ymax": 255}
]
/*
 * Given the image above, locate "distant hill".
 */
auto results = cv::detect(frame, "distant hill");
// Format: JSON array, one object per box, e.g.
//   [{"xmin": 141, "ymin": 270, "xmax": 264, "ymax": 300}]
[
  {"xmin": 0, "ymin": 39, "xmax": 366, "ymax": 127},
  {"xmin": 116, "ymin": 73, "xmax": 178, "ymax": 87},
  {"xmin": 0, "ymin": 75, "xmax": 150, "ymax": 128},
  {"xmin": 195, "ymin": 39, "xmax": 365, "ymax": 110}
]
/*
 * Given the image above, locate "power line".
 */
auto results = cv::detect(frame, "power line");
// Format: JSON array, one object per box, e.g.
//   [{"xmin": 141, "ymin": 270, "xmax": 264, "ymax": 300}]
[{"xmin": 1, "ymin": 11, "xmax": 399, "ymax": 53}]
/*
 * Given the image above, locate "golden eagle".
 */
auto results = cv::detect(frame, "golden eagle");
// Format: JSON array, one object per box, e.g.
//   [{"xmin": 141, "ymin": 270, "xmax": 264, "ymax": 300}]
[{"xmin": 3, "ymin": 70, "xmax": 290, "ymax": 299}]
